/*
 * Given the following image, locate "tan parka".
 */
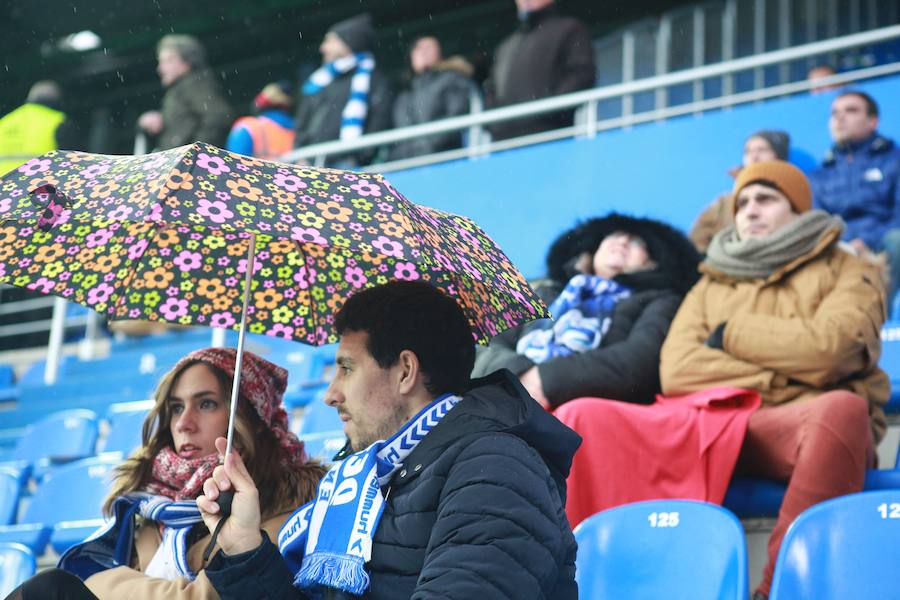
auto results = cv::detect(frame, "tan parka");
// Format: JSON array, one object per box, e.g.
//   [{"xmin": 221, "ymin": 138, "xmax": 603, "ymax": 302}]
[
  {"xmin": 83, "ymin": 511, "xmax": 291, "ymax": 599},
  {"xmin": 660, "ymin": 226, "xmax": 888, "ymax": 443}
]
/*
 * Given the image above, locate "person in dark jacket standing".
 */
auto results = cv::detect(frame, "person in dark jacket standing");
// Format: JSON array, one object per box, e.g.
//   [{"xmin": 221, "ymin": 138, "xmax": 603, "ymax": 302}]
[
  {"xmin": 138, "ymin": 35, "xmax": 233, "ymax": 150},
  {"xmin": 484, "ymin": 0, "xmax": 595, "ymax": 141},
  {"xmin": 809, "ymin": 90, "xmax": 900, "ymax": 304},
  {"xmin": 388, "ymin": 36, "xmax": 475, "ymax": 161},
  {"xmin": 197, "ymin": 281, "xmax": 580, "ymax": 599},
  {"xmin": 473, "ymin": 213, "xmax": 700, "ymax": 408},
  {"xmin": 294, "ymin": 13, "xmax": 393, "ymax": 167}
]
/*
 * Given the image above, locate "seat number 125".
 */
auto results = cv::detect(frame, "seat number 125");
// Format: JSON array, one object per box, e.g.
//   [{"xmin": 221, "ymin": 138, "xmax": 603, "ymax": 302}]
[{"xmin": 647, "ymin": 512, "xmax": 680, "ymax": 527}]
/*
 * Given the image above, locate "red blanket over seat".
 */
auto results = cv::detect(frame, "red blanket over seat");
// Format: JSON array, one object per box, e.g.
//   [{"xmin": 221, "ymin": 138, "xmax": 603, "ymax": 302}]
[{"xmin": 555, "ymin": 386, "xmax": 761, "ymax": 528}]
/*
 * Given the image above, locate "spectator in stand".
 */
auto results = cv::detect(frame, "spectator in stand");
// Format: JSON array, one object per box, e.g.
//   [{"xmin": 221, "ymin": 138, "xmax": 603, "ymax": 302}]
[
  {"xmin": 196, "ymin": 281, "xmax": 580, "ymax": 598},
  {"xmin": 388, "ymin": 36, "xmax": 475, "ymax": 161},
  {"xmin": 473, "ymin": 213, "xmax": 700, "ymax": 408},
  {"xmin": 484, "ymin": 0, "xmax": 595, "ymax": 141},
  {"xmin": 808, "ymin": 64, "xmax": 840, "ymax": 94},
  {"xmin": 0, "ymin": 80, "xmax": 83, "ymax": 175},
  {"xmin": 661, "ymin": 161, "xmax": 887, "ymax": 600},
  {"xmin": 294, "ymin": 13, "xmax": 393, "ymax": 167},
  {"xmin": 809, "ymin": 90, "xmax": 900, "ymax": 303},
  {"xmin": 690, "ymin": 130, "xmax": 791, "ymax": 253},
  {"xmin": 8, "ymin": 348, "xmax": 324, "ymax": 599},
  {"xmin": 137, "ymin": 35, "xmax": 233, "ymax": 150},
  {"xmin": 226, "ymin": 82, "xmax": 296, "ymax": 159}
]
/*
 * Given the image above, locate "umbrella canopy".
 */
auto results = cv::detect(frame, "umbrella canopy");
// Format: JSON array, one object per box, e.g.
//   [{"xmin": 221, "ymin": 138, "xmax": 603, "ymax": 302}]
[{"xmin": 0, "ymin": 142, "xmax": 547, "ymax": 345}]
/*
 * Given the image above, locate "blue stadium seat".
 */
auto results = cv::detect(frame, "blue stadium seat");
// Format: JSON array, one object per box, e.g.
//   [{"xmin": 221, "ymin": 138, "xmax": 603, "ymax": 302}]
[
  {"xmin": 724, "ymin": 468, "xmax": 900, "ymax": 518},
  {"xmin": 0, "ymin": 455, "xmax": 118, "ymax": 555},
  {"xmin": 879, "ymin": 322, "xmax": 900, "ymax": 414},
  {"xmin": 280, "ymin": 344, "xmax": 338, "ymax": 408},
  {"xmin": 769, "ymin": 490, "xmax": 900, "ymax": 599},
  {"xmin": 102, "ymin": 408, "xmax": 149, "ymax": 457},
  {"xmin": 0, "ymin": 542, "xmax": 35, "ymax": 597},
  {"xmin": 0, "ymin": 365, "xmax": 15, "ymax": 404},
  {"xmin": 11, "ymin": 409, "xmax": 98, "ymax": 479},
  {"xmin": 297, "ymin": 388, "xmax": 345, "ymax": 462},
  {"xmin": 574, "ymin": 499, "xmax": 749, "ymax": 600},
  {"xmin": 298, "ymin": 390, "xmax": 342, "ymax": 435},
  {"xmin": 0, "ymin": 466, "xmax": 24, "ymax": 526}
]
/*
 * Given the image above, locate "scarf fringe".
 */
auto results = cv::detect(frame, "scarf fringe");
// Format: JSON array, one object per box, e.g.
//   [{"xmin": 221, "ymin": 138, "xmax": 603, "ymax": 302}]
[{"xmin": 295, "ymin": 551, "xmax": 370, "ymax": 596}]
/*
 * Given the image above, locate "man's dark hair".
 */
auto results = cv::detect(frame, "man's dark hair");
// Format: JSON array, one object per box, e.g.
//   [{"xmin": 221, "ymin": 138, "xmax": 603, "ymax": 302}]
[
  {"xmin": 335, "ymin": 280, "xmax": 475, "ymax": 395},
  {"xmin": 837, "ymin": 89, "xmax": 879, "ymax": 117}
]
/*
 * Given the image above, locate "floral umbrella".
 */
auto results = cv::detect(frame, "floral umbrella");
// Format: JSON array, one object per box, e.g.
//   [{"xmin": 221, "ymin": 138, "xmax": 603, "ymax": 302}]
[
  {"xmin": 0, "ymin": 143, "xmax": 547, "ymax": 457},
  {"xmin": 0, "ymin": 142, "xmax": 547, "ymax": 348}
]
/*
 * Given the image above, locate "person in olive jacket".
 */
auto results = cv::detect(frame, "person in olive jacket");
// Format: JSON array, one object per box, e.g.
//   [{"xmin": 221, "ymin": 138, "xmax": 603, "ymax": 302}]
[
  {"xmin": 138, "ymin": 35, "xmax": 233, "ymax": 150},
  {"xmin": 198, "ymin": 281, "xmax": 580, "ymax": 599},
  {"xmin": 473, "ymin": 213, "xmax": 700, "ymax": 408}
]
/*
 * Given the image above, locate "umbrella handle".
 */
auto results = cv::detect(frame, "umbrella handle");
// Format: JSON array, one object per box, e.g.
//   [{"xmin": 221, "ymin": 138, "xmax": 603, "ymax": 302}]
[{"xmin": 216, "ymin": 489, "xmax": 234, "ymax": 517}]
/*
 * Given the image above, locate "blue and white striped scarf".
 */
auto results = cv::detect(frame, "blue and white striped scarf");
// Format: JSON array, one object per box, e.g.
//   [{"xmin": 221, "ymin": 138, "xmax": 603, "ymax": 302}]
[
  {"xmin": 278, "ymin": 393, "xmax": 461, "ymax": 596},
  {"xmin": 58, "ymin": 493, "xmax": 203, "ymax": 581},
  {"xmin": 517, "ymin": 274, "xmax": 631, "ymax": 363},
  {"xmin": 302, "ymin": 52, "xmax": 375, "ymax": 140}
]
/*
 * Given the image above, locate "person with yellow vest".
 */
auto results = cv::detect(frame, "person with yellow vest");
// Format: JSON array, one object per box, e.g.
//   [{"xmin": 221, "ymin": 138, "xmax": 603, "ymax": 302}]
[
  {"xmin": 225, "ymin": 82, "xmax": 296, "ymax": 159},
  {"xmin": 0, "ymin": 81, "xmax": 81, "ymax": 176}
]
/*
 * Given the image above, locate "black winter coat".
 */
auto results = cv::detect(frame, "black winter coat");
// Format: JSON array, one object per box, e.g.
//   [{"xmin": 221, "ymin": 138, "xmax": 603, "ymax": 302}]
[
  {"xmin": 294, "ymin": 68, "xmax": 393, "ymax": 166},
  {"xmin": 484, "ymin": 7, "xmax": 595, "ymax": 141},
  {"xmin": 159, "ymin": 69, "xmax": 233, "ymax": 150},
  {"xmin": 473, "ymin": 275, "xmax": 682, "ymax": 406},
  {"xmin": 206, "ymin": 370, "xmax": 581, "ymax": 599},
  {"xmin": 472, "ymin": 214, "xmax": 700, "ymax": 408},
  {"xmin": 389, "ymin": 59, "xmax": 474, "ymax": 160}
]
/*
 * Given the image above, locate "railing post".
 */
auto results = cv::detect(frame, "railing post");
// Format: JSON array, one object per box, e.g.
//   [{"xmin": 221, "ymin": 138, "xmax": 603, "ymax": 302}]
[
  {"xmin": 133, "ymin": 131, "xmax": 148, "ymax": 155},
  {"xmin": 585, "ymin": 99, "xmax": 598, "ymax": 138},
  {"xmin": 44, "ymin": 297, "xmax": 67, "ymax": 386},
  {"xmin": 79, "ymin": 310, "xmax": 102, "ymax": 360},
  {"xmin": 467, "ymin": 89, "xmax": 485, "ymax": 159},
  {"xmin": 211, "ymin": 327, "xmax": 227, "ymax": 348}
]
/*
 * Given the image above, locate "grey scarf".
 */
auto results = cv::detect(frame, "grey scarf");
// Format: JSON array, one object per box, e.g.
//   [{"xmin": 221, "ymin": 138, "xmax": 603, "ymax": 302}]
[{"xmin": 705, "ymin": 210, "xmax": 844, "ymax": 279}]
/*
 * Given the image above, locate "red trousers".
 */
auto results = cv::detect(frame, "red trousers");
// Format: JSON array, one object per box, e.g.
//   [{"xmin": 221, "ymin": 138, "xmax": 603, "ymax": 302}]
[{"xmin": 735, "ymin": 390, "xmax": 875, "ymax": 596}]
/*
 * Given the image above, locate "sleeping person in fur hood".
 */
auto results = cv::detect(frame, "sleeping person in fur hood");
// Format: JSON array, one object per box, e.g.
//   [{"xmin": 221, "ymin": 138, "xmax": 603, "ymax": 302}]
[{"xmin": 473, "ymin": 213, "xmax": 700, "ymax": 408}]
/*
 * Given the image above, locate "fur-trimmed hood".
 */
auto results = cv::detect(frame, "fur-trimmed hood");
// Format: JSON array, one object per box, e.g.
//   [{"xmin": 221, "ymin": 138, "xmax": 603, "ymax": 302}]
[{"xmin": 545, "ymin": 213, "xmax": 701, "ymax": 295}]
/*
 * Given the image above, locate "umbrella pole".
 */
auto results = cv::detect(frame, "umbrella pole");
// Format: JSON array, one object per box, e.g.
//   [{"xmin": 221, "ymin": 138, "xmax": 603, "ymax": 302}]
[{"xmin": 224, "ymin": 232, "xmax": 257, "ymax": 457}]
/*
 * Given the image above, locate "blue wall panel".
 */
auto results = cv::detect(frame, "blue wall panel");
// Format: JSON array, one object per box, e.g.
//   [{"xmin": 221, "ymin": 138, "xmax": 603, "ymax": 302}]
[{"xmin": 388, "ymin": 74, "xmax": 900, "ymax": 279}]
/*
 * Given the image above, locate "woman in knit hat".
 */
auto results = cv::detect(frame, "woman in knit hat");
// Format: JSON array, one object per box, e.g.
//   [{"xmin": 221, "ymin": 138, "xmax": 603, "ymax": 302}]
[
  {"xmin": 11, "ymin": 348, "xmax": 325, "ymax": 600},
  {"xmin": 690, "ymin": 129, "xmax": 791, "ymax": 253}
]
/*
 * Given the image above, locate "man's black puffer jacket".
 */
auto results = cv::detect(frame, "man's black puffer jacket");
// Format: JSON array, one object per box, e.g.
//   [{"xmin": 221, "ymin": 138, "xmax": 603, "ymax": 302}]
[{"xmin": 206, "ymin": 369, "xmax": 581, "ymax": 599}]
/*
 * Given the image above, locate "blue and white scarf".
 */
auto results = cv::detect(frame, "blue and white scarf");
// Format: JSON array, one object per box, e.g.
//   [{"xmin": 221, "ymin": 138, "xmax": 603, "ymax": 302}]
[
  {"xmin": 302, "ymin": 52, "xmax": 375, "ymax": 140},
  {"xmin": 517, "ymin": 274, "xmax": 631, "ymax": 363},
  {"xmin": 59, "ymin": 493, "xmax": 203, "ymax": 581},
  {"xmin": 278, "ymin": 393, "xmax": 461, "ymax": 596}
]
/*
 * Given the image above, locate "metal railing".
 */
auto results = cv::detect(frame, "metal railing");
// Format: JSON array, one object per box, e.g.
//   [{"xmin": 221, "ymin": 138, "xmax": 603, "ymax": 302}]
[
  {"xmin": 280, "ymin": 23, "xmax": 900, "ymax": 173},
  {"xmin": 5, "ymin": 22, "xmax": 900, "ymax": 368}
]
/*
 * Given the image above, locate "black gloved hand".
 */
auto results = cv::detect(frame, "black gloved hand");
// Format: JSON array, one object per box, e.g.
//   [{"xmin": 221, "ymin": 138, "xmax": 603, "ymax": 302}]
[{"xmin": 705, "ymin": 322, "xmax": 727, "ymax": 350}]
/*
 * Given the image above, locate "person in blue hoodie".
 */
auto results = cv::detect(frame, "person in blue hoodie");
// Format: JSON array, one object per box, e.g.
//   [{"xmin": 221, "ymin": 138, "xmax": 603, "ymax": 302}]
[{"xmin": 809, "ymin": 90, "xmax": 900, "ymax": 302}]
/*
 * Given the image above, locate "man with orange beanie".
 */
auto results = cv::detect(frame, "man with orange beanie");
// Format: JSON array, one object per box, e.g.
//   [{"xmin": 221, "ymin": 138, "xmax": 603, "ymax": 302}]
[{"xmin": 660, "ymin": 160, "xmax": 888, "ymax": 599}]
